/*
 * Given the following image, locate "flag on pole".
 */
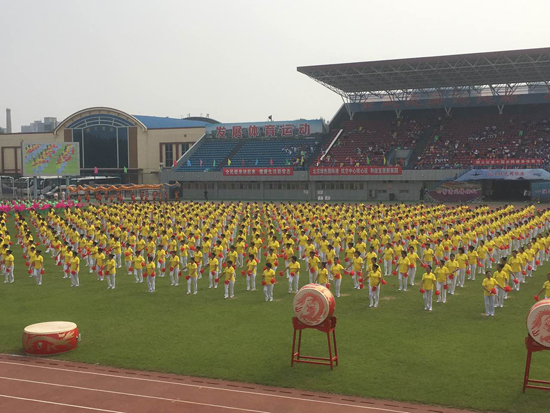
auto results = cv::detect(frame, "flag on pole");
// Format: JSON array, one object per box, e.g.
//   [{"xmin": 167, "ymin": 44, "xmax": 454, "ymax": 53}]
[
  {"xmin": 242, "ymin": 159, "xmax": 245, "ymax": 166},
  {"xmin": 94, "ymin": 166, "xmax": 98, "ymax": 174},
  {"xmin": 174, "ymin": 160, "xmax": 178, "ymax": 166},
  {"xmin": 366, "ymin": 157, "xmax": 370, "ymax": 165},
  {"xmin": 383, "ymin": 156, "xmax": 387, "ymax": 165},
  {"xmin": 123, "ymin": 166, "xmax": 127, "ymax": 173},
  {"xmin": 349, "ymin": 157, "xmax": 353, "ymax": 166},
  {"xmin": 227, "ymin": 159, "xmax": 231, "ymax": 166},
  {"xmin": 255, "ymin": 159, "xmax": 258, "ymax": 166},
  {"xmin": 213, "ymin": 160, "xmax": 216, "ymax": 167},
  {"xmin": 187, "ymin": 159, "xmax": 191, "ymax": 166},
  {"xmin": 270, "ymin": 159, "xmax": 273, "ymax": 166},
  {"xmin": 200, "ymin": 159, "xmax": 203, "ymax": 166}
]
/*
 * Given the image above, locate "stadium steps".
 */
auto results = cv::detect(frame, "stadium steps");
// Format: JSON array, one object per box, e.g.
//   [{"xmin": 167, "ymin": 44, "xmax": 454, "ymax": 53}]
[
  {"xmin": 219, "ymin": 140, "xmax": 247, "ymax": 169},
  {"xmin": 407, "ymin": 125, "xmax": 435, "ymax": 168},
  {"xmin": 306, "ymin": 134, "xmax": 332, "ymax": 168}
]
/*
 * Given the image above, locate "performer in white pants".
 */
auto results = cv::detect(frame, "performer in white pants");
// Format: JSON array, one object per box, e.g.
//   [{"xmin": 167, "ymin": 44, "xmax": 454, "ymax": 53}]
[
  {"xmin": 223, "ymin": 260, "xmax": 235, "ymax": 299},
  {"xmin": 421, "ymin": 265, "xmax": 436, "ymax": 311},
  {"xmin": 435, "ymin": 260, "xmax": 449, "ymax": 304},
  {"xmin": 70, "ymin": 252, "xmax": 80, "ymax": 287},
  {"xmin": 246, "ymin": 254, "xmax": 258, "ymax": 291},
  {"xmin": 4, "ymin": 249, "xmax": 14, "ymax": 283},
  {"xmin": 482, "ymin": 271, "xmax": 501, "ymax": 317},
  {"xmin": 368, "ymin": 264, "xmax": 382, "ymax": 308},
  {"xmin": 169, "ymin": 251, "xmax": 180, "ymax": 286},
  {"xmin": 284, "ymin": 256, "xmax": 301, "ymax": 294},
  {"xmin": 331, "ymin": 258, "xmax": 344, "ymax": 298},
  {"xmin": 106, "ymin": 254, "xmax": 117, "ymax": 290},
  {"xmin": 493, "ymin": 264, "xmax": 508, "ymax": 308},
  {"xmin": 262, "ymin": 263, "xmax": 275, "ymax": 302}
]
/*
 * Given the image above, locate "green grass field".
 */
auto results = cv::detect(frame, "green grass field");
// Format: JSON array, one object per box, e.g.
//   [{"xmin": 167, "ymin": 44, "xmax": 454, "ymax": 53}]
[{"xmin": 1, "ymin": 214, "xmax": 550, "ymax": 413}]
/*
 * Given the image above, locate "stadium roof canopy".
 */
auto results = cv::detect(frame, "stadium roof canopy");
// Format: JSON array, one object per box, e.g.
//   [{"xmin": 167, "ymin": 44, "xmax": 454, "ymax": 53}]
[{"xmin": 297, "ymin": 48, "xmax": 550, "ymax": 100}]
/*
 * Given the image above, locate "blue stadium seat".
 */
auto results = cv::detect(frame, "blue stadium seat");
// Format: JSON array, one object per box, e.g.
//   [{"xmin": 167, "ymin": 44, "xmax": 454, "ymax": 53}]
[
  {"xmin": 230, "ymin": 139, "xmax": 318, "ymax": 169},
  {"xmin": 176, "ymin": 139, "xmax": 240, "ymax": 172}
]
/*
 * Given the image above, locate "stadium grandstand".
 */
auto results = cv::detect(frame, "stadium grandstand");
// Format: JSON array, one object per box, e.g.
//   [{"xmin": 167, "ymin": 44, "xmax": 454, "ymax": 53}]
[{"xmin": 164, "ymin": 47, "xmax": 550, "ymax": 203}]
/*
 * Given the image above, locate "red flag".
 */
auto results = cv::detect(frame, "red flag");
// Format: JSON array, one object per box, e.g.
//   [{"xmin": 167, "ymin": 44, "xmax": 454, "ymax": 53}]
[
  {"xmin": 94, "ymin": 166, "xmax": 98, "ymax": 174},
  {"xmin": 270, "ymin": 159, "xmax": 273, "ymax": 166},
  {"xmin": 173, "ymin": 160, "xmax": 177, "ymax": 166},
  {"xmin": 242, "ymin": 159, "xmax": 245, "ymax": 166}
]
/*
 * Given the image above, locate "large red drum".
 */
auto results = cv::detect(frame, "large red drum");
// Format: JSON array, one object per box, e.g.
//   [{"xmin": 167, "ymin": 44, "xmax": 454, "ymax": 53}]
[
  {"xmin": 293, "ymin": 284, "xmax": 335, "ymax": 326},
  {"xmin": 527, "ymin": 299, "xmax": 550, "ymax": 347},
  {"xmin": 22, "ymin": 321, "xmax": 80, "ymax": 356}
]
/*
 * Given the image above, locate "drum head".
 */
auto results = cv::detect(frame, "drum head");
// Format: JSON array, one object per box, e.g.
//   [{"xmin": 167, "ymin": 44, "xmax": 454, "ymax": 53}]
[
  {"xmin": 24, "ymin": 321, "xmax": 77, "ymax": 335},
  {"xmin": 293, "ymin": 284, "xmax": 335, "ymax": 326},
  {"xmin": 527, "ymin": 299, "xmax": 550, "ymax": 347}
]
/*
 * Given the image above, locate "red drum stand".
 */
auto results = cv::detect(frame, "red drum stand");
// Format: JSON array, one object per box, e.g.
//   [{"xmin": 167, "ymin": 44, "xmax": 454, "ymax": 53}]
[
  {"xmin": 291, "ymin": 316, "xmax": 338, "ymax": 370},
  {"xmin": 523, "ymin": 336, "xmax": 550, "ymax": 392}
]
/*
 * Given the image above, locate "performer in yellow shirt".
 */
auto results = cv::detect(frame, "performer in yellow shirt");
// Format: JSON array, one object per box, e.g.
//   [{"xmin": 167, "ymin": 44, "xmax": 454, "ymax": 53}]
[
  {"xmin": 169, "ymin": 250, "xmax": 180, "ymax": 287},
  {"xmin": 482, "ymin": 270, "xmax": 501, "ymax": 317},
  {"xmin": 145, "ymin": 256, "xmax": 156, "ymax": 293},
  {"xmin": 331, "ymin": 257, "xmax": 345, "ymax": 298},
  {"xmin": 246, "ymin": 254, "xmax": 258, "ymax": 291},
  {"xmin": 536, "ymin": 273, "xmax": 550, "ymax": 300},
  {"xmin": 284, "ymin": 256, "xmax": 301, "ymax": 294},
  {"xmin": 508, "ymin": 251, "xmax": 523, "ymax": 291},
  {"xmin": 70, "ymin": 252, "xmax": 80, "ymax": 287},
  {"xmin": 308, "ymin": 251, "xmax": 320, "ymax": 284},
  {"xmin": 3, "ymin": 249, "xmax": 14, "ymax": 283},
  {"xmin": 395, "ymin": 251, "xmax": 410, "ymax": 292},
  {"xmin": 208, "ymin": 253, "xmax": 219, "ymax": 289},
  {"xmin": 421, "ymin": 265, "xmax": 436, "ymax": 311},
  {"xmin": 105, "ymin": 253, "xmax": 117, "ymax": 290},
  {"xmin": 407, "ymin": 246, "xmax": 420, "ymax": 287},
  {"xmin": 223, "ymin": 259, "xmax": 236, "ymax": 299},
  {"xmin": 186, "ymin": 257, "xmax": 198, "ymax": 295},
  {"xmin": 493, "ymin": 264, "xmax": 509, "ymax": 308},
  {"xmin": 434, "ymin": 260, "xmax": 449, "ymax": 304},
  {"xmin": 368, "ymin": 263, "xmax": 383, "ymax": 308},
  {"xmin": 33, "ymin": 250, "xmax": 44, "ymax": 285},
  {"xmin": 133, "ymin": 250, "xmax": 145, "ymax": 283},
  {"xmin": 262, "ymin": 263, "xmax": 276, "ymax": 302},
  {"xmin": 382, "ymin": 243, "xmax": 394, "ymax": 276},
  {"xmin": 456, "ymin": 247, "xmax": 468, "ymax": 288},
  {"xmin": 346, "ymin": 251, "xmax": 363, "ymax": 290},
  {"xmin": 467, "ymin": 245, "xmax": 479, "ymax": 281}
]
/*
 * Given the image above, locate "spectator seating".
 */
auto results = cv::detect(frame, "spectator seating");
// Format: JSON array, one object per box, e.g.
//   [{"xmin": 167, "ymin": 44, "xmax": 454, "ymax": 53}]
[
  {"xmin": 316, "ymin": 118, "xmax": 426, "ymax": 167},
  {"xmin": 230, "ymin": 138, "xmax": 319, "ymax": 169},
  {"xmin": 415, "ymin": 108, "xmax": 550, "ymax": 169},
  {"xmin": 176, "ymin": 139, "xmax": 239, "ymax": 172}
]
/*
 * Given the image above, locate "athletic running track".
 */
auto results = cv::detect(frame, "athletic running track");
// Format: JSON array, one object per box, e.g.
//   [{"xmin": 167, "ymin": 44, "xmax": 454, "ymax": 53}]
[{"xmin": 0, "ymin": 354, "xmax": 473, "ymax": 413}]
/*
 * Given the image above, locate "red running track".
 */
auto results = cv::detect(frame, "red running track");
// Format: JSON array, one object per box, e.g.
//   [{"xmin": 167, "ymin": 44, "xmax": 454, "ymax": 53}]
[{"xmin": 0, "ymin": 354, "xmax": 473, "ymax": 413}]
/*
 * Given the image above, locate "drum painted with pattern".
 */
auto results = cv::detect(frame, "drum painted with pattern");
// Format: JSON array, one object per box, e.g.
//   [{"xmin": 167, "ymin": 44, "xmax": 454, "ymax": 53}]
[
  {"xmin": 527, "ymin": 299, "xmax": 550, "ymax": 347},
  {"xmin": 293, "ymin": 283, "xmax": 335, "ymax": 326},
  {"xmin": 23, "ymin": 321, "xmax": 80, "ymax": 356}
]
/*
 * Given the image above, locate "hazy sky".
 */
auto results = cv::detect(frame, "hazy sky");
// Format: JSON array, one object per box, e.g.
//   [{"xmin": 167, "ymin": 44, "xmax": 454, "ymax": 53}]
[{"xmin": 1, "ymin": 0, "xmax": 550, "ymax": 131}]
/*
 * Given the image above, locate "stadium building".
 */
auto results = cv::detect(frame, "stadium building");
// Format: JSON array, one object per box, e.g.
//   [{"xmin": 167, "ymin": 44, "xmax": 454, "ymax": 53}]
[
  {"xmin": 162, "ymin": 47, "xmax": 550, "ymax": 202},
  {"xmin": 0, "ymin": 107, "xmax": 215, "ymax": 183}
]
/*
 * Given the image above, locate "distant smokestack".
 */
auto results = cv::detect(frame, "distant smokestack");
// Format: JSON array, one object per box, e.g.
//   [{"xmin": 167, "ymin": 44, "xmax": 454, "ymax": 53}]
[{"xmin": 6, "ymin": 108, "xmax": 12, "ymax": 133}]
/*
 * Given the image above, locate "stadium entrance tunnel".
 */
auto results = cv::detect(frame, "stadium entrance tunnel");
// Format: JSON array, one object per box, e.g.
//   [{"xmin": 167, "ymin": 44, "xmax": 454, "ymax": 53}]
[{"xmin": 488, "ymin": 179, "xmax": 531, "ymax": 201}]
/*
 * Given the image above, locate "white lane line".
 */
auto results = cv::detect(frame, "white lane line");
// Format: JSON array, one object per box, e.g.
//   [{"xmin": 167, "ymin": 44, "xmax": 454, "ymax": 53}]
[
  {"xmin": 0, "ymin": 376, "xmax": 269, "ymax": 413},
  {"xmin": 0, "ymin": 394, "xmax": 126, "ymax": 413},
  {"xmin": 0, "ymin": 360, "xmax": 413, "ymax": 413}
]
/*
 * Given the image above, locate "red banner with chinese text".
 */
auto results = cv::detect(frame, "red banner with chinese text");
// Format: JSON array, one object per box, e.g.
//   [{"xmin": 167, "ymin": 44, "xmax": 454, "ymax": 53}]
[
  {"xmin": 309, "ymin": 166, "xmax": 402, "ymax": 176},
  {"xmin": 222, "ymin": 167, "xmax": 294, "ymax": 176},
  {"xmin": 472, "ymin": 159, "xmax": 542, "ymax": 166}
]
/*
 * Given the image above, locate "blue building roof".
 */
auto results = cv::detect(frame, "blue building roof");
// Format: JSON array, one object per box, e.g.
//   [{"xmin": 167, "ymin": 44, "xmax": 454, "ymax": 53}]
[{"xmin": 133, "ymin": 115, "xmax": 211, "ymax": 129}]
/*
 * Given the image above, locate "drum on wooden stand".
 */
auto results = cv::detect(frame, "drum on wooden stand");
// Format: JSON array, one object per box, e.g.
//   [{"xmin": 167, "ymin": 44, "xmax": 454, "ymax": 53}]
[
  {"xmin": 22, "ymin": 321, "xmax": 80, "ymax": 356},
  {"xmin": 527, "ymin": 299, "xmax": 550, "ymax": 347},
  {"xmin": 293, "ymin": 283, "xmax": 335, "ymax": 326}
]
